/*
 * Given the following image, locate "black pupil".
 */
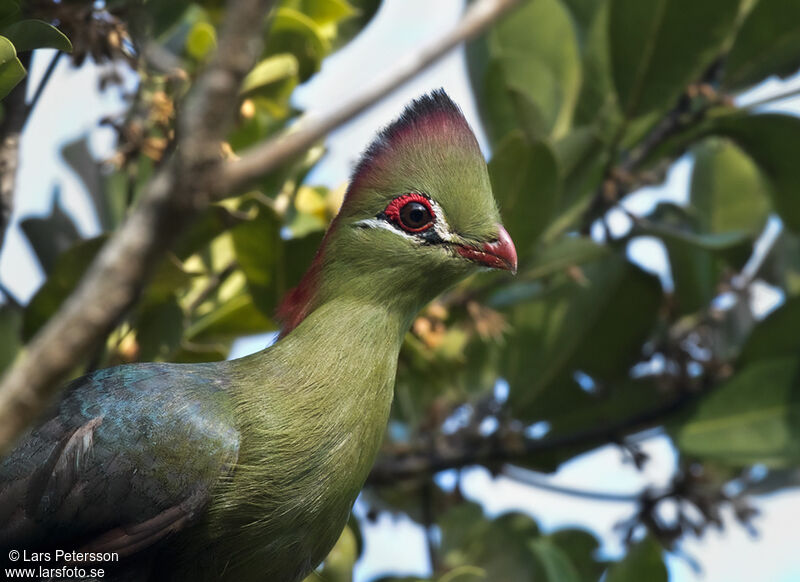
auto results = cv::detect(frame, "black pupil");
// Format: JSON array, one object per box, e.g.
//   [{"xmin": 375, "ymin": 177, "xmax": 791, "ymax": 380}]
[{"xmin": 401, "ymin": 202, "xmax": 430, "ymax": 228}]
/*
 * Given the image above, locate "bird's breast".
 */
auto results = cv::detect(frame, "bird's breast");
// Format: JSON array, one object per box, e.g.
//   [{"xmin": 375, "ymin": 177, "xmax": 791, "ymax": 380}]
[{"xmin": 168, "ymin": 360, "xmax": 396, "ymax": 582}]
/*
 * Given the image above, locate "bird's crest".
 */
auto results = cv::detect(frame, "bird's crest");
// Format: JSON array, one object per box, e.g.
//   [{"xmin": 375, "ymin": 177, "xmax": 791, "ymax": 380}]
[{"xmin": 350, "ymin": 89, "xmax": 477, "ymax": 188}]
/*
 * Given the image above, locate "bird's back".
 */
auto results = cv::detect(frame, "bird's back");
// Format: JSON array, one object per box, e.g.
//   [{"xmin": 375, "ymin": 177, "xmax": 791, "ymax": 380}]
[{"xmin": 0, "ymin": 361, "xmax": 240, "ymax": 566}]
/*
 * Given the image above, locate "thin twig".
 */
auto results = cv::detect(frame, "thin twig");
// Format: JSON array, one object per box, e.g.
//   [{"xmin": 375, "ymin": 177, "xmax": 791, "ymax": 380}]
[
  {"xmin": 188, "ymin": 260, "xmax": 238, "ymax": 313},
  {"xmin": 0, "ymin": 281, "xmax": 22, "ymax": 310},
  {"xmin": 0, "ymin": 49, "xmax": 65, "ymax": 248},
  {"xmin": 0, "ymin": 0, "xmax": 276, "ymax": 453},
  {"xmin": 215, "ymin": 0, "xmax": 524, "ymax": 195},
  {"xmin": 421, "ymin": 480, "xmax": 441, "ymax": 574},
  {"xmin": 741, "ymin": 84, "xmax": 800, "ymax": 111},
  {"xmin": 26, "ymin": 51, "xmax": 64, "ymax": 117},
  {"xmin": 732, "ymin": 217, "xmax": 783, "ymax": 290},
  {"xmin": 502, "ymin": 465, "xmax": 640, "ymax": 502}
]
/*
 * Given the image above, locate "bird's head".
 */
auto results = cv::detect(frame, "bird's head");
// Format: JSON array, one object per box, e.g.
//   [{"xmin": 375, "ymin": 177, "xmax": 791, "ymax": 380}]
[{"xmin": 278, "ymin": 90, "xmax": 517, "ymax": 335}]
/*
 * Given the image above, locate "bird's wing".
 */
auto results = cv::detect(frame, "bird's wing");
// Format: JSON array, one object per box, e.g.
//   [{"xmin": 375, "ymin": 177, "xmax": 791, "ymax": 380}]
[{"xmin": 0, "ymin": 362, "xmax": 240, "ymax": 558}]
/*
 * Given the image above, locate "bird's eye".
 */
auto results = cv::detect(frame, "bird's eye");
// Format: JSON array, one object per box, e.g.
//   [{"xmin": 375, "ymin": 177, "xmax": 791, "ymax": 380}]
[
  {"xmin": 399, "ymin": 201, "xmax": 432, "ymax": 231},
  {"xmin": 384, "ymin": 193, "xmax": 435, "ymax": 233}
]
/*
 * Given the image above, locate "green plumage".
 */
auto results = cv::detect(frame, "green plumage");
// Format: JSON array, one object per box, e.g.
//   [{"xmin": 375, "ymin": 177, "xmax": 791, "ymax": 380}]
[{"xmin": 0, "ymin": 91, "xmax": 515, "ymax": 581}]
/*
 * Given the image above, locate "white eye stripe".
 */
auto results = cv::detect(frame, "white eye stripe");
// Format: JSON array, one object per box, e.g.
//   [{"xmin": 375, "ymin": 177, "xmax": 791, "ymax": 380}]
[
  {"xmin": 427, "ymin": 198, "xmax": 456, "ymax": 242},
  {"xmin": 354, "ymin": 218, "xmax": 422, "ymax": 243}
]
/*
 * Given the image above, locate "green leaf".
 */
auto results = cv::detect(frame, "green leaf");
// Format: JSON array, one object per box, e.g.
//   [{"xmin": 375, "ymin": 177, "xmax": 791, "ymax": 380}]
[
  {"xmin": 690, "ymin": 138, "xmax": 771, "ymax": 236},
  {"xmin": 469, "ymin": 0, "xmax": 581, "ymax": 142},
  {"xmin": 524, "ymin": 235, "xmax": 610, "ymax": 282},
  {"xmin": 186, "ymin": 291, "xmax": 275, "ymax": 342},
  {"xmin": 528, "ymin": 539, "xmax": 581, "ymax": 582},
  {"xmin": 0, "ymin": 1, "xmax": 20, "ymax": 30},
  {"xmin": 574, "ymin": 1, "xmax": 619, "ymax": 129},
  {"xmin": 19, "ymin": 189, "xmax": 82, "ymax": 275},
  {"xmin": 438, "ymin": 507, "xmax": 592, "ymax": 582},
  {"xmin": 232, "ymin": 202, "xmax": 323, "ymax": 319},
  {"xmin": 560, "ymin": 0, "xmax": 603, "ymax": 44},
  {"xmin": 335, "ymin": 0, "xmax": 380, "ymax": 49},
  {"xmin": 605, "ymin": 537, "xmax": 667, "ymax": 582},
  {"xmin": 504, "ymin": 254, "xmax": 661, "ymax": 414},
  {"xmin": 740, "ymin": 296, "xmax": 800, "ymax": 364},
  {"xmin": 639, "ymin": 202, "xmax": 750, "ymax": 315},
  {"xmin": 185, "ymin": 20, "xmax": 216, "ymax": 60},
  {"xmin": 0, "ymin": 304, "xmax": 21, "ymax": 373},
  {"xmin": 136, "ymin": 298, "xmax": 184, "ymax": 361},
  {"xmin": 23, "ymin": 237, "xmax": 105, "ymax": 341},
  {"xmin": 674, "ymin": 358, "xmax": 800, "ymax": 466},
  {"xmin": 546, "ymin": 529, "xmax": 606, "ymax": 582},
  {"xmin": 157, "ymin": 4, "xmax": 211, "ymax": 57},
  {"xmin": 608, "ymin": 0, "xmax": 740, "ymax": 118},
  {"xmin": 171, "ymin": 343, "xmax": 228, "ymax": 364},
  {"xmin": 1, "ymin": 19, "xmax": 72, "ymax": 53},
  {"xmin": 265, "ymin": 8, "xmax": 330, "ymax": 82},
  {"xmin": 520, "ymin": 377, "xmax": 672, "ymax": 471},
  {"xmin": 661, "ymin": 234, "xmax": 716, "ymax": 316},
  {"xmin": 756, "ymin": 229, "xmax": 800, "ymax": 296},
  {"xmin": 240, "ymin": 53, "xmax": 299, "ymax": 95},
  {"xmin": 491, "ymin": 0, "xmax": 581, "ymax": 138},
  {"xmin": 289, "ymin": 0, "xmax": 356, "ymax": 26},
  {"xmin": 312, "ymin": 525, "xmax": 358, "ymax": 582},
  {"xmin": 723, "ymin": 0, "xmax": 800, "ymax": 90},
  {"xmin": 231, "ymin": 204, "xmax": 283, "ymax": 315},
  {"xmin": 488, "ymin": 132, "xmax": 560, "ymax": 257},
  {"xmin": 173, "ymin": 205, "xmax": 246, "ymax": 260},
  {"xmin": 709, "ymin": 113, "xmax": 800, "ymax": 231},
  {"xmin": 437, "ymin": 567, "xmax": 486, "ymax": 582},
  {"xmin": 639, "ymin": 224, "xmax": 750, "ymax": 251},
  {"xmin": 143, "ymin": 256, "xmax": 194, "ymax": 306},
  {"xmin": 465, "ymin": 38, "xmax": 519, "ymax": 147},
  {"xmin": 21, "ymin": 233, "xmax": 193, "ymax": 347},
  {"xmin": 442, "ymin": 507, "xmax": 545, "ymax": 582},
  {"xmin": 545, "ymin": 127, "xmax": 610, "ymax": 236},
  {"xmin": 0, "ymin": 35, "xmax": 25, "ymax": 100}
]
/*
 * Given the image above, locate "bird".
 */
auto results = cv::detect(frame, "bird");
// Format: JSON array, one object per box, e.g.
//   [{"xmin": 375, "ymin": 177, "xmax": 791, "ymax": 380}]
[{"xmin": 0, "ymin": 90, "xmax": 517, "ymax": 582}]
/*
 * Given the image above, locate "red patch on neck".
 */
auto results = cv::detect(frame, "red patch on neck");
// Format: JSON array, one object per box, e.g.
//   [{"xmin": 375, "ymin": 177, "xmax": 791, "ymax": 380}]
[{"xmin": 275, "ymin": 221, "xmax": 337, "ymax": 337}]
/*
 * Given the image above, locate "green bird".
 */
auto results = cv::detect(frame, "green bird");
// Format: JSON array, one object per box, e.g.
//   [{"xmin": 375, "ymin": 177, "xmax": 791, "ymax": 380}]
[{"xmin": 0, "ymin": 90, "xmax": 517, "ymax": 581}]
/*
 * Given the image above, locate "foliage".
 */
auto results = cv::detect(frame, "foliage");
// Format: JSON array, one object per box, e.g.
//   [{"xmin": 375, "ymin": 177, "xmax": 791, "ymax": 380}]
[
  {"xmin": 0, "ymin": 0, "xmax": 71, "ymax": 100},
  {"xmin": 3, "ymin": 0, "xmax": 800, "ymax": 579}
]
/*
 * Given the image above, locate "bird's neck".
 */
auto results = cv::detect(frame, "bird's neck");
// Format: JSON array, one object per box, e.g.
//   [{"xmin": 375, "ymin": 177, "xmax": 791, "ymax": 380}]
[
  {"xmin": 268, "ymin": 293, "xmax": 412, "ymax": 372},
  {"xmin": 224, "ymin": 296, "xmax": 408, "ymax": 547},
  {"xmin": 276, "ymin": 222, "xmax": 452, "ymax": 336},
  {"xmin": 231, "ymin": 292, "xmax": 411, "ymax": 433}
]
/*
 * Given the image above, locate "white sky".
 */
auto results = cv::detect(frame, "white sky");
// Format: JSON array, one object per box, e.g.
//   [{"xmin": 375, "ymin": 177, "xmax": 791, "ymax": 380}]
[{"xmin": 4, "ymin": 1, "xmax": 800, "ymax": 581}]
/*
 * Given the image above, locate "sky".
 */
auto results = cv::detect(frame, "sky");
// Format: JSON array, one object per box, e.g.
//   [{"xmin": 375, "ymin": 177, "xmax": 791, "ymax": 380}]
[{"xmin": 4, "ymin": 1, "xmax": 800, "ymax": 581}]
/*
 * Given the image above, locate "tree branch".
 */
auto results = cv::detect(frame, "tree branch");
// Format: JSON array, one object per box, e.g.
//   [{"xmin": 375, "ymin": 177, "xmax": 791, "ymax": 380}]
[
  {"xmin": 579, "ymin": 60, "xmax": 728, "ymax": 234},
  {"xmin": 215, "ymin": 0, "xmax": 523, "ymax": 194},
  {"xmin": 0, "ymin": 0, "xmax": 275, "ymax": 453},
  {"xmin": 367, "ymin": 393, "xmax": 694, "ymax": 486}
]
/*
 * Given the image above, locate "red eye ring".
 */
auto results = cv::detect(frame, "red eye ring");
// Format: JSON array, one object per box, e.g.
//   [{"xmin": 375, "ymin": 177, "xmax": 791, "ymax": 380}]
[{"xmin": 384, "ymin": 193, "xmax": 435, "ymax": 233}]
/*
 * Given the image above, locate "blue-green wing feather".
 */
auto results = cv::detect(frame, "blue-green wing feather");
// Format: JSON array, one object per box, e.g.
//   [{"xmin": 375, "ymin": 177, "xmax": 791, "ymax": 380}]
[{"xmin": 0, "ymin": 362, "xmax": 239, "ymax": 557}]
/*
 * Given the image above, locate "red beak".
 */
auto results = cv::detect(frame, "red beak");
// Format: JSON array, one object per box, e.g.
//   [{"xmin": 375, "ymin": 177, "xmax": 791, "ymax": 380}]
[{"xmin": 455, "ymin": 224, "xmax": 518, "ymax": 274}]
